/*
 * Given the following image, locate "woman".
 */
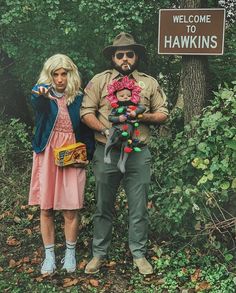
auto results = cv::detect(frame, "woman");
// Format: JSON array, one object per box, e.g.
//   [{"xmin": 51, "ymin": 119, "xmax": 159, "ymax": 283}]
[{"xmin": 29, "ymin": 54, "xmax": 94, "ymax": 274}]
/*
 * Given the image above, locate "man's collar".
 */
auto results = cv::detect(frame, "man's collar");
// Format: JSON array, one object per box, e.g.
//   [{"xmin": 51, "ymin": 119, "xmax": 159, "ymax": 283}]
[
  {"xmin": 111, "ymin": 69, "xmax": 139, "ymax": 80},
  {"xmin": 129, "ymin": 70, "xmax": 139, "ymax": 81},
  {"xmin": 111, "ymin": 69, "xmax": 122, "ymax": 80}
]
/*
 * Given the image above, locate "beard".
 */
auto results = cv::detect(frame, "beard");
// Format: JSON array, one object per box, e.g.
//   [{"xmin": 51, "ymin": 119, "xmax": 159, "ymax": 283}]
[{"xmin": 113, "ymin": 61, "xmax": 138, "ymax": 75}]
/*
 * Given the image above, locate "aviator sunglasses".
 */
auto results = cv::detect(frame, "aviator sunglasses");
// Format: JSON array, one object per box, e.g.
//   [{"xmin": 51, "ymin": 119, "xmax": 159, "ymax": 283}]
[{"xmin": 115, "ymin": 51, "xmax": 135, "ymax": 59}]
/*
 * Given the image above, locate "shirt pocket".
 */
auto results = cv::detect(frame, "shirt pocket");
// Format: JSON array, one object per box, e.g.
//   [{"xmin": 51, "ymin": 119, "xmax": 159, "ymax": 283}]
[{"xmin": 140, "ymin": 89, "xmax": 151, "ymax": 111}]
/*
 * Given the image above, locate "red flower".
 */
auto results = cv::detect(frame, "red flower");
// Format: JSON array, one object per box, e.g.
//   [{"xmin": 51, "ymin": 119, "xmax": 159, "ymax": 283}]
[{"xmin": 106, "ymin": 76, "xmax": 142, "ymax": 106}]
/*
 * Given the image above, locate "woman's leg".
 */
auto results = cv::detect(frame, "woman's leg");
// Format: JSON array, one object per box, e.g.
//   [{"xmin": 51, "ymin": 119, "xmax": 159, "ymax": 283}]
[
  {"xmin": 40, "ymin": 209, "xmax": 55, "ymax": 245},
  {"xmin": 40, "ymin": 209, "xmax": 56, "ymax": 274},
  {"xmin": 63, "ymin": 210, "xmax": 78, "ymax": 242},
  {"xmin": 62, "ymin": 210, "xmax": 78, "ymax": 272}
]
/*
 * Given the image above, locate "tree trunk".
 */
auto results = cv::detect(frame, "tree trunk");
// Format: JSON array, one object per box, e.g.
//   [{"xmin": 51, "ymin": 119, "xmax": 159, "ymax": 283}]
[
  {"xmin": 180, "ymin": 0, "xmax": 209, "ymax": 125},
  {"xmin": 182, "ymin": 55, "xmax": 209, "ymax": 124}
]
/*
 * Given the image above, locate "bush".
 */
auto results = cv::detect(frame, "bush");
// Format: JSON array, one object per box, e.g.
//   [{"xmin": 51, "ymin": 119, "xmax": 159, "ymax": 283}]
[
  {"xmin": 0, "ymin": 117, "xmax": 32, "ymax": 172},
  {"xmin": 149, "ymin": 82, "xmax": 236, "ymax": 239}
]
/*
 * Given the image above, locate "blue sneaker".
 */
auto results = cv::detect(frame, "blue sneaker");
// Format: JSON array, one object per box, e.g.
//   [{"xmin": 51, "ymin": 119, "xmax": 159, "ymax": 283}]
[
  {"xmin": 61, "ymin": 249, "xmax": 76, "ymax": 272},
  {"xmin": 41, "ymin": 255, "xmax": 56, "ymax": 274}
]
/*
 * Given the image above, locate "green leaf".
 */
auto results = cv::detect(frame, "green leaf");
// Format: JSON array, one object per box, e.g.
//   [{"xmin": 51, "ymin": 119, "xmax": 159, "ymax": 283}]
[
  {"xmin": 197, "ymin": 176, "xmax": 208, "ymax": 185},
  {"xmin": 207, "ymin": 173, "xmax": 214, "ymax": 180},
  {"xmin": 220, "ymin": 182, "xmax": 230, "ymax": 190},
  {"xmin": 224, "ymin": 253, "xmax": 233, "ymax": 262},
  {"xmin": 232, "ymin": 178, "xmax": 236, "ymax": 189},
  {"xmin": 197, "ymin": 143, "xmax": 207, "ymax": 152},
  {"xmin": 225, "ymin": 139, "xmax": 236, "ymax": 150}
]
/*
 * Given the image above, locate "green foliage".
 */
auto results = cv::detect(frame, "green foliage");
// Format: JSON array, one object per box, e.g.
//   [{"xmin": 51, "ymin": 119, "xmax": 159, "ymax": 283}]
[
  {"xmin": 155, "ymin": 250, "xmax": 236, "ymax": 292},
  {"xmin": 0, "ymin": 0, "xmax": 179, "ymax": 103},
  {"xmin": 149, "ymin": 82, "xmax": 236, "ymax": 237},
  {"xmin": 0, "ymin": 0, "xmax": 235, "ymax": 120},
  {"xmin": 209, "ymin": 24, "xmax": 236, "ymax": 89},
  {"xmin": 0, "ymin": 86, "xmax": 236, "ymax": 292},
  {"xmin": 0, "ymin": 117, "xmax": 32, "ymax": 217},
  {"xmin": 127, "ymin": 247, "xmax": 236, "ymax": 292},
  {"xmin": 0, "ymin": 117, "xmax": 32, "ymax": 172}
]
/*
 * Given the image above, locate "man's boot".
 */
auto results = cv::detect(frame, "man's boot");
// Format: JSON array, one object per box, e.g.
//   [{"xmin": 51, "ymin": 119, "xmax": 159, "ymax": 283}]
[
  {"xmin": 85, "ymin": 256, "xmax": 105, "ymax": 274},
  {"xmin": 133, "ymin": 257, "xmax": 153, "ymax": 275}
]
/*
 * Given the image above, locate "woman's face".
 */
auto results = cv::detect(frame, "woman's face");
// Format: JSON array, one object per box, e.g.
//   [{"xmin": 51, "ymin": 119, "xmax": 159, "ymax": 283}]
[{"xmin": 52, "ymin": 68, "xmax": 68, "ymax": 93}]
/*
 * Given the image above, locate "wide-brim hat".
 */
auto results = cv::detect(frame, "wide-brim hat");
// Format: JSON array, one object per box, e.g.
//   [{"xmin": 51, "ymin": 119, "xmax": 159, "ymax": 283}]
[{"xmin": 103, "ymin": 32, "xmax": 146, "ymax": 59}]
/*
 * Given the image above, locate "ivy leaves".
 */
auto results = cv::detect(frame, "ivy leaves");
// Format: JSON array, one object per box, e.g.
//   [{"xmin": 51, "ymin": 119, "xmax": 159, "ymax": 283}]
[{"xmin": 150, "ymin": 82, "xmax": 236, "ymax": 236}]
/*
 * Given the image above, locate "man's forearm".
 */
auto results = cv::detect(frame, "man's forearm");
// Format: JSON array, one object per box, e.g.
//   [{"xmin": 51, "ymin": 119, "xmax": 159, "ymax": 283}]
[
  {"xmin": 81, "ymin": 113, "xmax": 105, "ymax": 132},
  {"xmin": 140, "ymin": 112, "xmax": 168, "ymax": 124}
]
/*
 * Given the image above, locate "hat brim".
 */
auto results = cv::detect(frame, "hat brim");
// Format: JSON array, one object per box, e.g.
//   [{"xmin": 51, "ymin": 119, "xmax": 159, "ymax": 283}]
[{"xmin": 103, "ymin": 44, "xmax": 146, "ymax": 59}]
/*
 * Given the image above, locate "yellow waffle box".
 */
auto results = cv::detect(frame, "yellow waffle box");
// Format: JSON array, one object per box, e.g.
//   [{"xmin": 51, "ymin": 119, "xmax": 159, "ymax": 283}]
[{"xmin": 54, "ymin": 142, "xmax": 87, "ymax": 167}]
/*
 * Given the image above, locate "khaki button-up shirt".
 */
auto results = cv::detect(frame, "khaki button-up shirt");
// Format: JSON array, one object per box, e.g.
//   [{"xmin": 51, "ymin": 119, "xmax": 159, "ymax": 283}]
[{"xmin": 80, "ymin": 69, "xmax": 168, "ymax": 144}]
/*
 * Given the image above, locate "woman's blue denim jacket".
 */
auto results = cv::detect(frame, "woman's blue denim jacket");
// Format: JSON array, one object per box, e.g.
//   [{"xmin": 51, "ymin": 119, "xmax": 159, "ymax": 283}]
[{"xmin": 31, "ymin": 84, "xmax": 95, "ymax": 160}]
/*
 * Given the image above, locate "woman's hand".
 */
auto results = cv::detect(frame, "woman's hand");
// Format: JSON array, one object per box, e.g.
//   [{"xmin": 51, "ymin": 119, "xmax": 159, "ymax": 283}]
[
  {"xmin": 32, "ymin": 86, "xmax": 53, "ymax": 99},
  {"xmin": 72, "ymin": 159, "xmax": 89, "ymax": 168}
]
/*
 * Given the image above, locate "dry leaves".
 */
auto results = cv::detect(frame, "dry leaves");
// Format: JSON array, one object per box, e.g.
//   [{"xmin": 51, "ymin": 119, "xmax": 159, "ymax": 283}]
[
  {"xmin": 191, "ymin": 268, "xmax": 201, "ymax": 282},
  {"xmin": 195, "ymin": 281, "xmax": 211, "ymax": 291},
  {"xmin": 35, "ymin": 274, "xmax": 51, "ymax": 282},
  {"xmin": 13, "ymin": 216, "xmax": 21, "ymax": 223},
  {"xmin": 106, "ymin": 261, "xmax": 116, "ymax": 268},
  {"xmin": 8, "ymin": 256, "xmax": 31, "ymax": 268},
  {"xmin": 25, "ymin": 267, "xmax": 34, "ymax": 274},
  {"xmin": 31, "ymin": 258, "xmax": 41, "ymax": 264},
  {"xmin": 22, "ymin": 256, "xmax": 30, "ymax": 263},
  {"xmin": 78, "ymin": 259, "xmax": 87, "ymax": 270},
  {"xmin": 27, "ymin": 214, "xmax": 34, "ymax": 221},
  {"xmin": 63, "ymin": 278, "xmax": 79, "ymax": 288},
  {"xmin": 89, "ymin": 279, "xmax": 99, "ymax": 287},
  {"xmin": 20, "ymin": 205, "xmax": 29, "ymax": 210},
  {"xmin": 23, "ymin": 228, "xmax": 32, "ymax": 235},
  {"xmin": 0, "ymin": 211, "xmax": 12, "ymax": 220},
  {"xmin": 6, "ymin": 236, "xmax": 21, "ymax": 247},
  {"xmin": 9, "ymin": 259, "xmax": 20, "ymax": 268}
]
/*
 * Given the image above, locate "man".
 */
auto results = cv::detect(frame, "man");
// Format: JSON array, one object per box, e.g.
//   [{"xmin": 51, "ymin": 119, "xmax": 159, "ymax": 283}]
[{"xmin": 80, "ymin": 32, "xmax": 168, "ymax": 275}]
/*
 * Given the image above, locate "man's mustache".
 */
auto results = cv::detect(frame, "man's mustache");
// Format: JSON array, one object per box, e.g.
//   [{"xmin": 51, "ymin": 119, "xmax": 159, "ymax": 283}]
[{"xmin": 122, "ymin": 63, "xmax": 131, "ymax": 70}]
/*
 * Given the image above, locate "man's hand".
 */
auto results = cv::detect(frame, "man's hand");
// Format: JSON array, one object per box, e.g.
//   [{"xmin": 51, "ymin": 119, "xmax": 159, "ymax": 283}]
[
  {"xmin": 72, "ymin": 159, "xmax": 89, "ymax": 168},
  {"xmin": 101, "ymin": 128, "xmax": 110, "ymax": 138}
]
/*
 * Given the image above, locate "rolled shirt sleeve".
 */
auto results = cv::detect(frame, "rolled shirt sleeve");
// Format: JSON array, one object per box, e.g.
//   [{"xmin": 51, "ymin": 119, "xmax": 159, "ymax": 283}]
[{"xmin": 80, "ymin": 79, "xmax": 100, "ymax": 118}]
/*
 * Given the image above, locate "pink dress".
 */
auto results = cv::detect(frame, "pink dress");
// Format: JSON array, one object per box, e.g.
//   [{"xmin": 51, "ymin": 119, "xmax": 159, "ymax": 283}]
[{"xmin": 29, "ymin": 96, "xmax": 86, "ymax": 210}]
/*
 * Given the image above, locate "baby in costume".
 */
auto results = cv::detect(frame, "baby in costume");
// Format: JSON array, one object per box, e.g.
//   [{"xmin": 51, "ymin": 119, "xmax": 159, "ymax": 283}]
[{"xmin": 104, "ymin": 76, "xmax": 145, "ymax": 173}]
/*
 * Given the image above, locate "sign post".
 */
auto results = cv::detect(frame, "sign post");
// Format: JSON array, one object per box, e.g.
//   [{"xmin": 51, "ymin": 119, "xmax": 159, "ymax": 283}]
[{"xmin": 158, "ymin": 8, "xmax": 225, "ymax": 55}]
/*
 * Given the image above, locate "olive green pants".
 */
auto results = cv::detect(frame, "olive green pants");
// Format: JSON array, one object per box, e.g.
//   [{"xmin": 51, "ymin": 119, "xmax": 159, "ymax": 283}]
[{"xmin": 92, "ymin": 143, "xmax": 151, "ymax": 259}]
